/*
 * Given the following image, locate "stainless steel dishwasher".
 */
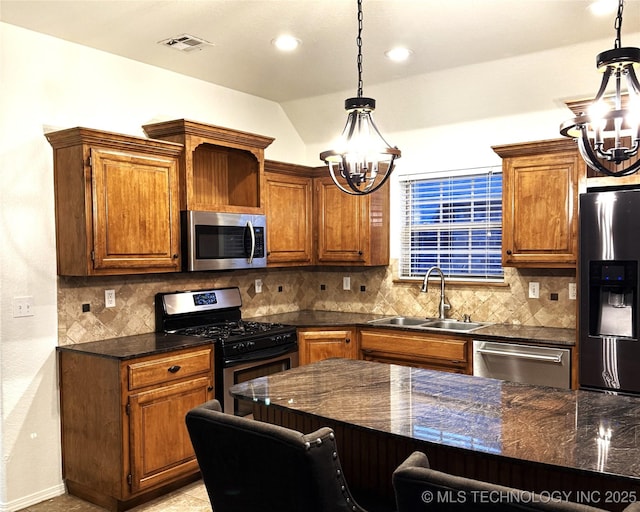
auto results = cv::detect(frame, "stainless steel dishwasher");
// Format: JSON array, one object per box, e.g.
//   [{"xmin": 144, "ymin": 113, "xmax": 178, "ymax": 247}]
[{"xmin": 473, "ymin": 340, "xmax": 571, "ymax": 389}]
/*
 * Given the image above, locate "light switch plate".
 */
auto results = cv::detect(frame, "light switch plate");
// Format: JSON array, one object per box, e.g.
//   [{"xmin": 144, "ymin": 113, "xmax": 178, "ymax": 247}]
[
  {"xmin": 12, "ymin": 296, "xmax": 34, "ymax": 317},
  {"xmin": 569, "ymin": 283, "xmax": 577, "ymax": 300},
  {"xmin": 343, "ymin": 276, "xmax": 351, "ymax": 290},
  {"xmin": 528, "ymin": 282, "xmax": 540, "ymax": 299}
]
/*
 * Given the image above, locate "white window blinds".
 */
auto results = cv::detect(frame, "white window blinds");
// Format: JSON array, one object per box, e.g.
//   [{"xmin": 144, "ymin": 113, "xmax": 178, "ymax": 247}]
[{"xmin": 399, "ymin": 167, "xmax": 503, "ymax": 281}]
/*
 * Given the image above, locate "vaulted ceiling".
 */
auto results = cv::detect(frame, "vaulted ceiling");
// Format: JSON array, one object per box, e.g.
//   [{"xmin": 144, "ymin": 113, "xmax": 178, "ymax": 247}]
[{"xmin": 3, "ymin": 0, "xmax": 638, "ymax": 104}]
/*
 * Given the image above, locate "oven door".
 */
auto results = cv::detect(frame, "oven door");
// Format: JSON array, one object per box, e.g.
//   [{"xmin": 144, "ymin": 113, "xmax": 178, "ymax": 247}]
[{"xmin": 222, "ymin": 347, "xmax": 298, "ymax": 416}]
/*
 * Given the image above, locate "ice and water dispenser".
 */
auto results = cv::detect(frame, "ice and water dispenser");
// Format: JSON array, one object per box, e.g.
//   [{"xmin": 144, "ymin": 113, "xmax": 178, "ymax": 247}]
[{"xmin": 588, "ymin": 261, "xmax": 637, "ymax": 340}]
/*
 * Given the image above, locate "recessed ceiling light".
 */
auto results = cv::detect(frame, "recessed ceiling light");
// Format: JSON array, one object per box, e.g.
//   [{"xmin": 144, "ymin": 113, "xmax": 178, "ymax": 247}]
[
  {"xmin": 385, "ymin": 47, "xmax": 413, "ymax": 62},
  {"xmin": 272, "ymin": 35, "xmax": 302, "ymax": 52},
  {"xmin": 588, "ymin": 0, "xmax": 617, "ymax": 16}
]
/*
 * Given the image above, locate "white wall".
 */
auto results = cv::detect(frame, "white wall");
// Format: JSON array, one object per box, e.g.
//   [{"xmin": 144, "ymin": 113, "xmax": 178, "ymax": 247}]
[{"xmin": 0, "ymin": 22, "xmax": 306, "ymax": 511}]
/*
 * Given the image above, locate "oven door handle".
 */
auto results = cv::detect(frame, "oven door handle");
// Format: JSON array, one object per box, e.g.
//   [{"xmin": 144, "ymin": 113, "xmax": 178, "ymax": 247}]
[
  {"xmin": 475, "ymin": 346, "xmax": 563, "ymax": 364},
  {"xmin": 224, "ymin": 344, "xmax": 297, "ymax": 366},
  {"xmin": 246, "ymin": 220, "xmax": 255, "ymax": 264}
]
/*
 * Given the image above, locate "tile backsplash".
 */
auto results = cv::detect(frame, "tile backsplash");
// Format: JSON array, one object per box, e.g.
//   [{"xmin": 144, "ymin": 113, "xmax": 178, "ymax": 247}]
[{"xmin": 57, "ymin": 260, "xmax": 577, "ymax": 345}]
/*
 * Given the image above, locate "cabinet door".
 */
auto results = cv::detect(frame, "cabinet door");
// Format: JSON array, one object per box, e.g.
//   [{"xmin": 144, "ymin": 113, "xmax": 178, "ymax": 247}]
[
  {"xmin": 501, "ymin": 151, "xmax": 580, "ymax": 268},
  {"xmin": 91, "ymin": 148, "xmax": 180, "ymax": 272},
  {"xmin": 315, "ymin": 177, "xmax": 368, "ymax": 264},
  {"xmin": 265, "ymin": 173, "xmax": 313, "ymax": 265},
  {"xmin": 128, "ymin": 376, "xmax": 212, "ymax": 493},
  {"xmin": 298, "ymin": 328, "xmax": 357, "ymax": 365},
  {"xmin": 359, "ymin": 329, "xmax": 470, "ymax": 373}
]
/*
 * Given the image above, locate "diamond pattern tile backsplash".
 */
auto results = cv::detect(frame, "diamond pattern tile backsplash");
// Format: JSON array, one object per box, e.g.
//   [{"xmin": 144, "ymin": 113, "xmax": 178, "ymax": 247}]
[{"xmin": 57, "ymin": 260, "xmax": 577, "ymax": 345}]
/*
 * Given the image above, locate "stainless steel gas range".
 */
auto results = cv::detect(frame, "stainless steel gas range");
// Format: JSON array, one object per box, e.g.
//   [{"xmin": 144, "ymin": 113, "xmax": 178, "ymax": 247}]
[{"xmin": 155, "ymin": 287, "xmax": 298, "ymax": 415}]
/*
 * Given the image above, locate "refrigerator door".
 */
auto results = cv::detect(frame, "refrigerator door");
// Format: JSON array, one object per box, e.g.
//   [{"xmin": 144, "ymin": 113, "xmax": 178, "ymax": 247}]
[{"xmin": 579, "ymin": 189, "xmax": 640, "ymax": 394}]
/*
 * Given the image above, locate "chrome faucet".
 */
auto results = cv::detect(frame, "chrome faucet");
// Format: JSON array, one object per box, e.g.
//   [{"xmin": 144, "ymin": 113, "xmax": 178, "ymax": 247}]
[{"xmin": 420, "ymin": 266, "xmax": 450, "ymax": 319}]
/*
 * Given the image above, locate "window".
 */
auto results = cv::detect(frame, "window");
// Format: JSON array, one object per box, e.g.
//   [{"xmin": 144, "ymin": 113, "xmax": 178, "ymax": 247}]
[{"xmin": 399, "ymin": 167, "xmax": 503, "ymax": 281}]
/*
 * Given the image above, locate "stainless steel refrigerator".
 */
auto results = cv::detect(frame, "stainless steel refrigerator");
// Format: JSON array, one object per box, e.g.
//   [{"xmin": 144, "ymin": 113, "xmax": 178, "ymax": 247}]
[{"xmin": 579, "ymin": 188, "xmax": 640, "ymax": 394}]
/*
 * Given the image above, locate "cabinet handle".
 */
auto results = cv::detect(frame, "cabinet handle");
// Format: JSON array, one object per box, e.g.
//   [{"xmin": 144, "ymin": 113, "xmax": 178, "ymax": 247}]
[
  {"xmin": 167, "ymin": 365, "xmax": 181, "ymax": 373},
  {"xmin": 358, "ymin": 251, "xmax": 363, "ymax": 255},
  {"xmin": 172, "ymin": 254, "xmax": 179, "ymax": 259},
  {"xmin": 506, "ymin": 249, "xmax": 512, "ymax": 255},
  {"xmin": 207, "ymin": 386, "xmax": 214, "ymax": 392},
  {"xmin": 345, "ymin": 338, "xmax": 351, "ymax": 344}
]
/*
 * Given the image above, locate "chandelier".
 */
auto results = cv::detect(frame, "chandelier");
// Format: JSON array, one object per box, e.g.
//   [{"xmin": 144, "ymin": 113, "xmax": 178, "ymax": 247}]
[
  {"xmin": 319, "ymin": 0, "xmax": 401, "ymax": 195},
  {"xmin": 560, "ymin": 0, "xmax": 640, "ymax": 177}
]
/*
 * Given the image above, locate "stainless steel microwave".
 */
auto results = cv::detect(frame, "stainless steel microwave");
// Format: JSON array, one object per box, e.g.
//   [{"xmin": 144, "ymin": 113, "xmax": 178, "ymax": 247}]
[{"xmin": 182, "ymin": 211, "xmax": 267, "ymax": 271}]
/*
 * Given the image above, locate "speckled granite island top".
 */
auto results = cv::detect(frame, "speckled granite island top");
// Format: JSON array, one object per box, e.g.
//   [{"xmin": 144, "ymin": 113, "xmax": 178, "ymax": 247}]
[{"xmin": 230, "ymin": 358, "xmax": 639, "ymax": 481}]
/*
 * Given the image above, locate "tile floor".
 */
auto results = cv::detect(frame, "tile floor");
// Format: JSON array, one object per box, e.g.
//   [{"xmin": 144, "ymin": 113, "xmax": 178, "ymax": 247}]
[{"xmin": 17, "ymin": 480, "xmax": 212, "ymax": 512}]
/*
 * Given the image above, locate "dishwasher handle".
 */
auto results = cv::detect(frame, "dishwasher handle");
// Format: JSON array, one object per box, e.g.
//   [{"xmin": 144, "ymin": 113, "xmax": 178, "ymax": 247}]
[{"xmin": 475, "ymin": 346, "xmax": 563, "ymax": 364}]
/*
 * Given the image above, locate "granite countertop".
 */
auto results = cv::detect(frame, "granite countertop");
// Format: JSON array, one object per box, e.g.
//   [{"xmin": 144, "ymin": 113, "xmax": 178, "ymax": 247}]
[
  {"xmin": 471, "ymin": 323, "xmax": 576, "ymax": 346},
  {"xmin": 55, "ymin": 332, "xmax": 212, "ymax": 360},
  {"xmin": 248, "ymin": 310, "xmax": 576, "ymax": 346},
  {"xmin": 230, "ymin": 358, "xmax": 640, "ymax": 482}
]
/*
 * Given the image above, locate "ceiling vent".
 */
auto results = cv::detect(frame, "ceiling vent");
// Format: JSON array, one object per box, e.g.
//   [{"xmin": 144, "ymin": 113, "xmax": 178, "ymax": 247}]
[{"xmin": 159, "ymin": 34, "xmax": 213, "ymax": 53}]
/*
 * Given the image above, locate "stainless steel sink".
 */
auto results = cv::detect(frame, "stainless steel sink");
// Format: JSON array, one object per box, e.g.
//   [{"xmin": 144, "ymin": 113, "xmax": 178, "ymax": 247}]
[
  {"xmin": 421, "ymin": 319, "xmax": 485, "ymax": 331},
  {"xmin": 370, "ymin": 316, "xmax": 429, "ymax": 326},
  {"xmin": 368, "ymin": 316, "xmax": 487, "ymax": 333}
]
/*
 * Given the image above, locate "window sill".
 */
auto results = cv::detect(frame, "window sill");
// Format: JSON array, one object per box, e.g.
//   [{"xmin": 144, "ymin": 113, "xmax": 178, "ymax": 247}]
[{"xmin": 392, "ymin": 278, "xmax": 508, "ymax": 288}]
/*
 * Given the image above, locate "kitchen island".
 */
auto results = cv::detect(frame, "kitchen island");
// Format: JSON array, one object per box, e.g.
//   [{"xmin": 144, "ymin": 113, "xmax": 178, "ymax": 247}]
[{"xmin": 230, "ymin": 358, "xmax": 640, "ymax": 511}]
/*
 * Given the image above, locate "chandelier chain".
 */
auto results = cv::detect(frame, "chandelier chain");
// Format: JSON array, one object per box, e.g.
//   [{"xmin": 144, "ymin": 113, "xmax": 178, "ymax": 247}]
[
  {"xmin": 356, "ymin": 0, "xmax": 363, "ymax": 98},
  {"xmin": 614, "ymin": 0, "xmax": 623, "ymax": 49}
]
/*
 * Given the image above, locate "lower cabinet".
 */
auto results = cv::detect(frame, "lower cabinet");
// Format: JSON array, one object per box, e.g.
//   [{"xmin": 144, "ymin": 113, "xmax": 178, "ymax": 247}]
[
  {"xmin": 298, "ymin": 327, "xmax": 358, "ymax": 365},
  {"xmin": 58, "ymin": 345, "xmax": 214, "ymax": 511},
  {"xmin": 359, "ymin": 328, "xmax": 471, "ymax": 374}
]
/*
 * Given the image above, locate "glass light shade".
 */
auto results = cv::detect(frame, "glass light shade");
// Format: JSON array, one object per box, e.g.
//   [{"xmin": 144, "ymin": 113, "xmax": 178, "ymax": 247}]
[{"xmin": 320, "ymin": 97, "xmax": 401, "ymax": 195}]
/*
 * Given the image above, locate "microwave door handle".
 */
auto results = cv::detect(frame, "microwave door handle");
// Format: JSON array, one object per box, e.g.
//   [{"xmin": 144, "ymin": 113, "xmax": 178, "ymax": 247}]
[{"xmin": 246, "ymin": 220, "xmax": 255, "ymax": 263}]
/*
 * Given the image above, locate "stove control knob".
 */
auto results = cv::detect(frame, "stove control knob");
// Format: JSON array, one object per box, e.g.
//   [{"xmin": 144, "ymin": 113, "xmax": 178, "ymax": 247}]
[
  {"xmin": 236, "ymin": 343, "xmax": 246, "ymax": 352},
  {"xmin": 247, "ymin": 341, "xmax": 255, "ymax": 349}
]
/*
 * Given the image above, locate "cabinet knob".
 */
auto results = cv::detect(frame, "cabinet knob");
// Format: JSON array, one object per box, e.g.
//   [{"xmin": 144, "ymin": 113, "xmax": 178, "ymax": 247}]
[
  {"xmin": 167, "ymin": 365, "xmax": 181, "ymax": 373},
  {"xmin": 358, "ymin": 251, "xmax": 363, "ymax": 256},
  {"xmin": 506, "ymin": 250, "xmax": 512, "ymax": 255},
  {"xmin": 207, "ymin": 386, "xmax": 214, "ymax": 392},
  {"xmin": 172, "ymin": 254, "xmax": 179, "ymax": 259},
  {"xmin": 345, "ymin": 338, "xmax": 351, "ymax": 344}
]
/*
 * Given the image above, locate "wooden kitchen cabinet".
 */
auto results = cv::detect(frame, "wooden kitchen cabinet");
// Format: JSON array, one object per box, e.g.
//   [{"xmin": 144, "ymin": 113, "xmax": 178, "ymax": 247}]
[
  {"xmin": 493, "ymin": 139, "xmax": 583, "ymax": 268},
  {"xmin": 264, "ymin": 160, "xmax": 314, "ymax": 266},
  {"xmin": 359, "ymin": 328, "xmax": 471, "ymax": 374},
  {"xmin": 298, "ymin": 327, "xmax": 358, "ymax": 365},
  {"xmin": 314, "ymin": 173, "xmax": 390, "ymax": 266},
  {"xmin": 58, "ymin": 345, "xmax": 214, "ymax": 511},
  {"xmin": 46, "ymin": 127, "xmax": 183, "ymax": 276},
  {"xmin": 143, "ymin": 119, "xmax": 274, "ymax": 214}
]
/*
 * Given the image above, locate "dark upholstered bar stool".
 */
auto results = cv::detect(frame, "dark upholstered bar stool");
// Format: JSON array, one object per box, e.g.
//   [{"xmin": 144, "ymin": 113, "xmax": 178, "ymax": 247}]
[
  {"xmin": 186, "ymin": 399, "xmax": 383, "ymax": 512},
  {"xmin": 393, "ymin": 451, "xmax": 640, "ymax": 512}
]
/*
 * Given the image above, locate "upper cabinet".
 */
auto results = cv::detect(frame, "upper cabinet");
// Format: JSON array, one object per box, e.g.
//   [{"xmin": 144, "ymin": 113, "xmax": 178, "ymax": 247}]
[
  {"xmin": 262, "ymin": 163, "xmax": 390, "ymax": 267},
  {"xmin": 314, "ymin": 174, "xmax": 390, "ymax": 266},
  {"xmin": 46, "ymin": 127, "xmax": 183, "ymax": 276},
  {"xmin": 493, "ymin": 139, "xmax": 583, "ymax": 268},
  {"xmin": 143, "ymin": 119, "xmax": 274, "ymax": 214},
  {"xmin": 264, "ymin": 160, "xmax": 314, "ymax": 266}
]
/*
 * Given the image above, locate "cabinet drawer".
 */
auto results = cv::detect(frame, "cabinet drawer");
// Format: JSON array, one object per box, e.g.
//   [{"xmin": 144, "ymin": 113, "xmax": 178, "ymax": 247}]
[
  {"xmin": 128, "ymin": 348, "xmax": 212, "ymax": 390},
  {"xmin": 360, "ymin": 330, "xmax": 468, "ymax": 363}
]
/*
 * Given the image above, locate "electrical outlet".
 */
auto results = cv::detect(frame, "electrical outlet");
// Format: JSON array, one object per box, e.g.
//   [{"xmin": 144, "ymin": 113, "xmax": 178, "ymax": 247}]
[
  {"xmin": 12, "ymin": 296, "xmax": 34, "ymax": 317},
  {"xmin": 343, "ymin": 276, "xmax": 351, "ymax": 290},
  {"xmin": 528, "ymin": 282, "xmax": 540, "ymax": 299},
  {"xmin": 255, "ymin": 279, "xmax": 263, "ymax": 293},
  {"xmin": 105, "ymin": 289, "xmax": 116, "ymax": 308},
  {"xmin": 569, "ymin": 283, "xmax": 577, "ymax": 300}
]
